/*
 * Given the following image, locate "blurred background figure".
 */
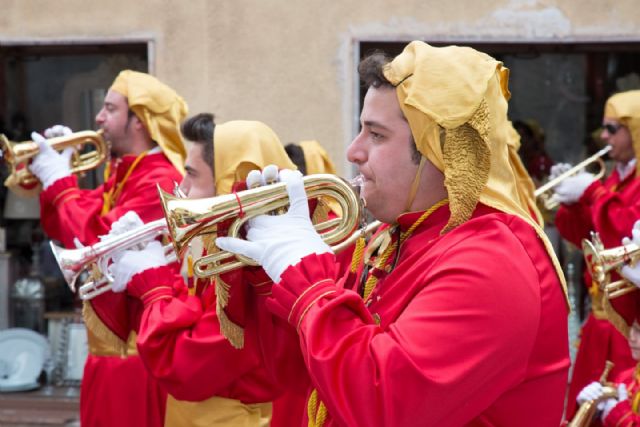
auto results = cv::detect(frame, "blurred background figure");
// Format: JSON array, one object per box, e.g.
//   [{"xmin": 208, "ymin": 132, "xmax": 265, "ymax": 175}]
[
  {"xmin": 285, "ymin": 140, "xmax": 337, "ymax": 176},
  {"xmin": 514, "ymin": 119, "xmax": 554, "ymax": 184}
]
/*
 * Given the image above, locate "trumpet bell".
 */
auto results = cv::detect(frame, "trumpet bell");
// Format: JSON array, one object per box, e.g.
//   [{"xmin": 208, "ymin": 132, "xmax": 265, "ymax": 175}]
[
  {"xmin": 160, "ymin": 174, "xmax": 364, "ymax": 277},
  {"xmin": 582, "ymin": 231, "xmax": 640, "ymax": 298},
  {"xmin": 49, "ymin": 241, "xmax": 87, "ymax": 292},
  {"xmin": 50, "ymin": 218, "xmax": 168, "ymax": 297},
  {"xmin": 1, "ymin": 130, "xmax": 107, "ymax": 189}
]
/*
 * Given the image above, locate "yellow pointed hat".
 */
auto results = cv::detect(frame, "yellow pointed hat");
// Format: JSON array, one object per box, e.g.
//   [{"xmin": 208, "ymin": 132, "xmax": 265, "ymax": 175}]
[
  {"xmin": 109, "ymin": 70, "xmax": 188, "ymax": 174},
  {"xmin": 212, "ymin": 120, "xmax": 296, "ymax": 195},
  {"xmin": 382, "ymin": 41, "xmax": 566, "ymax": 301},
  {"xmin": 298, "ymin": 140, "xmax": 337, "ymax": 175}
]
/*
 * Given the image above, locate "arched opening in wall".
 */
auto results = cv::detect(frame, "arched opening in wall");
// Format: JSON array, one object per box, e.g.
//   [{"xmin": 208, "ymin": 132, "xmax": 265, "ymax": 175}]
[{"xmin": 0, "ymin": 41, "xmax": 148, "ymax": 322}]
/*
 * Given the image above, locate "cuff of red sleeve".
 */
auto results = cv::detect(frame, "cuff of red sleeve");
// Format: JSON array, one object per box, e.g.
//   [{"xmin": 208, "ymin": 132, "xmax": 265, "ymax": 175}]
[
  {"xmin": 603, "ymin": 400, "xmax": 632, "ymax": 427},
  {"xmin": 580, "ymin": 180, "xmax": 607, "ymax": 205},
  {"xmin": 267, "ymin": 252, "xmax": 338, "ymax": 330},
  {"xmin": 128, "ymin": 265, "xmax": 175, "ymax": 306},
  {"xmin": 40, "ymin": 175, "xmax": 79, "ymax": 207}
]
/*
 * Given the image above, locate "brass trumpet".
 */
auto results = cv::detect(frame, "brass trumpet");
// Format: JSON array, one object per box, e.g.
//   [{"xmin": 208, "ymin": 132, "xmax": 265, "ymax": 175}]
[
  {"xmin": 535, "ymin": 145, "xmax": 611, "ymax": 210},
  {"xmin": 567, "ymin": 360, "xmax": 618, "ymax": 427},
  {"xmin": 50, "ymin": 218, "xmax": 173, "ymax": 300},
  {"xmin": 160, "ymin": 173, "xmax": 368, "ymax": 278},
  {"xmin": 0, "ymin": 130, "xmax": 107, "ymax": 188},
  {"xmin": 582, "ymin": 232, "xmax": 640, "ymax": 299}
]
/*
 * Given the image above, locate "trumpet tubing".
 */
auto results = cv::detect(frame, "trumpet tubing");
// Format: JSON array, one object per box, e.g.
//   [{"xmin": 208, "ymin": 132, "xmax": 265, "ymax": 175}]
[
  {"xmin": 78, "ymin": 248, "xmax": 176, "ymax": 300},
  {"xmin": 605, "ymin": 279, "xmax": 637, "ymax": 299},
  {"xmin": 160, "ymin": 173, "xmax": 365, "ymax": 278},
  {"xmin": 0, "ymin": 130, "xmax": 107, "ymax": 187},
  {"xmin": 50, "ymin": 218, "xmax": 168, "ymax": 294},
  {"xmin": 535, "ymin": 145, "xmax": 611, "ymax": 210},
  {"xmin": 582, "ymin": 232, "xmax": 640, "ymax": 297}
]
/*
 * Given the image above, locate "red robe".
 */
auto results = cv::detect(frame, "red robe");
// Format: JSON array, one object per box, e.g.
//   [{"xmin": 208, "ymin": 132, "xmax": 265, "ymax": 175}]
[
  {"xmin": 556, "ymin": 170, "xmax": 640, "ymax": 418},
  {"xmin": 604, "ymin": 365, "xmax": 640, "ymax": 427},
  {"xmin": 259, "ymin": 203, "xmax": 570, "ymax": 426},
  {"xmin": 129, "ymin": 200, "xmax": 349, "ymax": 426},
  {"xmin": 129, "ymin": 265, "xmax": 281, "ymax": 405},
  {"xmin": 40, "ymin": 151, "xmax": 182, "ymax": 427}
]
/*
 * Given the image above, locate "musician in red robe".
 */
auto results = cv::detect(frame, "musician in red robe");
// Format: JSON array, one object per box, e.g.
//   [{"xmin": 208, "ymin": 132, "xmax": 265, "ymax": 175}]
[
  {"xmin": 217, "ymin": 41, "xmax": 570, "ymax": 426},
  {"xmin": 28, "ymin": 70, "xmax": 187, "ymax": 427},
  {"xmin": 572, "ymin": 276, "xmax": 640, "ymax": 426},
  {"xmin": 554, "ymin": 90, "xmax": 640, "ymax": 419},
  {"xmin": 108, "ymin": 118, "xmax": 300, "ymax": 426}
]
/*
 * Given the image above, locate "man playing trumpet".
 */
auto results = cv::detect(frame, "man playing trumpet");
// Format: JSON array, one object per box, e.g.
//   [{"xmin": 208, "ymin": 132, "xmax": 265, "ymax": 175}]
[
  {"xmin": 555, "ymin": 90, "xmax": 640, "ymax": 418},
  {"xmin": 216, "ymin": 41, "xmax": 570, "ymax": 426},
  {"xmin": 28, "ymin": 70, "xmax": 187, "ymax": 427},
  {"xmin": 573, "ymin": 221, "xmax": 640, "ymax": 426},
  {"xmin": 106, "ymin": 117, "xmax": 305, "ymax": 426}
]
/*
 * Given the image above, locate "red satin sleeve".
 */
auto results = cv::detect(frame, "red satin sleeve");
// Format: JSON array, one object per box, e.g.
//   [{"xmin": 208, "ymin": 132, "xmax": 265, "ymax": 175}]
[
  {"xmin": 39, "ymin": 155, "xmax": 181, "ymax": 248},
  {"xmin": 269, "ymin": 216, "xmax": 568, "ymax": 426},
  {"xmin": 133, "ymin": 266, "xmax": 266, "ymax": 402}
]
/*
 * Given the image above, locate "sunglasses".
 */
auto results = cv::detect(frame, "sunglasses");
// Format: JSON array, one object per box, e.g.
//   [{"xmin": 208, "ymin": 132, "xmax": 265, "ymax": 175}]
[{"xmin": 603, "ymin": 123, "xmax": 623, "ymax": 134}]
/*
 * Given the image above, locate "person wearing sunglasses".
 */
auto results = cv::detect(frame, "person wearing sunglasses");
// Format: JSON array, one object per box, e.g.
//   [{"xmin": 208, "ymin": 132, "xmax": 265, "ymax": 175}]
[{"xmin": 554, "ymin": 90, "xmax": 640, "ymax": 421}]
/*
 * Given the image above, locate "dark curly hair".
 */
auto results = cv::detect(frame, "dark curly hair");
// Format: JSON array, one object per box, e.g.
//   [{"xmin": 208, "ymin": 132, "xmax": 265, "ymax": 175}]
[
  {"xmin": 358, "ymin": 51, "xmax": 394, "ymax": 89},
  {"xmin": 181, "ymin": 113, "xmax": 215, "ymax": 170},
  {"xmin": 358, "ymin": 52, "xmax": 421, "ymax": 164}
]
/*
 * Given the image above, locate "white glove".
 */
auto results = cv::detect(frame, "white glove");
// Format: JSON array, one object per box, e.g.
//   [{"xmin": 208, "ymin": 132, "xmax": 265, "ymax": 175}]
[
  {"xmin": 549, "ymin": 163, "xmax": 572, "ymax": 181},
  {"xmin": 215, "ymin": 169, "xmax": 331, "ymax": 283},
  {"xmin": 577, "ymin": 381, "xmax": 606, "ymax": 408},
  {"xmin": 620, "ymin": 220, "xmax": 640, "ymax": 287},
  {"xmin": 602, "ymin": 383, "xmax": 628, "ymax": 421},
  {"xmin": 44, "ymin": 125, "xmax": 73, "ymax": 139},
  {"xmin": 28, "ymin": 126, "xmax": 74, "ymax": 189},
  {"xmin": 552, "ymin": 172, "xmax": 595, "ymax": 205},
  {"xmin": 101, "ymin": 211, "xmax": 145, "ymax": 242},
  {"xmin": 110, "ymin": 241, "xmax": 169, "ymax": 293}
]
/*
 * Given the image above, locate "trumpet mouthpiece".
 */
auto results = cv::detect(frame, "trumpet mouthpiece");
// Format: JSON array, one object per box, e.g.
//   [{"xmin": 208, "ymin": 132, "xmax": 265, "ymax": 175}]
[{"xmin": 349, "ymin": 174, "xmax": 364, "ymax": 189}]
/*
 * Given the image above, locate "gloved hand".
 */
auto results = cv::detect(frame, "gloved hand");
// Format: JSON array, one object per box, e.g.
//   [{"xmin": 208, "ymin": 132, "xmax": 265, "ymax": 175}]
[
  {"xmin": 28, "ymin": 125, "xmax": 74, "ymax": 189},
  {"xmin": 552, "ymin": 172, "xmax": 595, "ymax": 205},
  {"xmin": 110, "ymin": 241, "xmax": 169, "ymax": 293},
  {"xmin": 101, "ymin": 211, "xmax": 145, "ymax": 242},
  {"xmin": 620, "ymin": 220, "xmax": 640, "ymax": 287},
  {"xmin": 44, "ymin": 125, "xmax": 73, "ymax": 139},
  {"xmin": 216, "ymin": 169, "xmax": 331, "ymax": 283},
  {"xmin": 549, "ymin": 163, "xmax": 572, "ymax": 181},
  {"xmin": 601, "ymin": 383, "xmax": 628, "ymax": 421},
  {"xmin": 577, "ymin": 381, "xmax": 606, "ymax": 409}
]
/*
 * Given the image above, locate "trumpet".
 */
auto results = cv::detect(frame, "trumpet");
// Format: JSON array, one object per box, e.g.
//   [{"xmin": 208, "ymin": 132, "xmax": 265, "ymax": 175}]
[
  {"xmin": 535, "ymin": 145, "xmax": 611, "ymax": 210},
  {"xmin": 160, "ymin": 173, "xmax": 370, "ymax": 278},
  {"xmin": 0, "ymin": 130, "xmax": 107, "ymax": 188},
  {"xmin": 567, "ymin": 360, "xmax": 618, "ymax": 427},
  {"xmin": 582, "ymin": 232, "xmax": 640, "ymax": 299},
  {"xmin": 50, "ymin": 218, "xmax": 173, "ymax": 300}
]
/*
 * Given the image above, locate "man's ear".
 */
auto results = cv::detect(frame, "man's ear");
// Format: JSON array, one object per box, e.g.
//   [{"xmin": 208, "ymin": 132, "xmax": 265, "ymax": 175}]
[{"xmin": 131, "ymin": 114, "xmax": 144, "ymax": 130}]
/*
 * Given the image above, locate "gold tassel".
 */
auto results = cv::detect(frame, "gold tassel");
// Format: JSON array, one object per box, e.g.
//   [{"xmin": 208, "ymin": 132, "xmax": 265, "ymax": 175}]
[
  {"xmin": 214, "ymin": 274, "xmax": 245, "ymax": 349},
  {"xmin": 349, "ymin": 237, "xmax": 366, "ymax": 274},
  {"xmin": 442, "ymin": 99, "xmax": 491, "ymax": 233},
  {"xmin": 311, "ymin": 198, "xmax": 331, "ymax": 224},
  {"xmin": 603, "ymin": 291, "xmax": 631, "ymax": 339}
]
